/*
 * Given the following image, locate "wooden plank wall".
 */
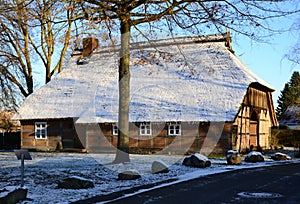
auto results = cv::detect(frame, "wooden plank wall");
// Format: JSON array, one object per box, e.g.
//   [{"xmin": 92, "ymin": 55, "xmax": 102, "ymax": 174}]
[
  {"xmin": 233, "ymin": 87, "xmax": 272, "ymax": 152},
  {"xmin": 20, "ymin": 118, "xmax": 83, "ymax": 151},
  {"xmin": 84, "ymin": 122, "xmax": 233, "ymax": 155},
  {"xmin": 20, "ymin": 118, "xmax": 233, "ymax": 155}
]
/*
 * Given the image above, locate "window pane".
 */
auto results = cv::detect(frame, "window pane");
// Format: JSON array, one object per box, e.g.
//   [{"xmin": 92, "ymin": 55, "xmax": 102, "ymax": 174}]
[
  {"xmin": 170, "ymin": 128, "xmax": 174, "ymax": 135},
  {"xmin": 140, "ymin": 125, "xmax": 145, "ymax": 135},
  {"xmin": 176, "ymin": 125, "xmax": 180, "ymax": 134},
  {"xmin": 146, "ymin": 126, "xmax": 150, "ymax": 134}
]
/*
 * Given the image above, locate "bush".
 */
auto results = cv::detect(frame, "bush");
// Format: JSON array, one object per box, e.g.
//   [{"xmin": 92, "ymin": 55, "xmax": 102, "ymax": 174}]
[{"xmin": 271, "ymin": 129, "xmax": 300, "ymax": 147}]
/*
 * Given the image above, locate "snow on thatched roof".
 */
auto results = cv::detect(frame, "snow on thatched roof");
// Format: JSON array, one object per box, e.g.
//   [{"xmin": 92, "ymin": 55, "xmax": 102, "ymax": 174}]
[
  {"xmin": 13, "ymin": 34, "xmax": 274, "ymax": 123},
  {"xmin": 279, "ymin": 105, "xmax": 300, "ymax": 125}
]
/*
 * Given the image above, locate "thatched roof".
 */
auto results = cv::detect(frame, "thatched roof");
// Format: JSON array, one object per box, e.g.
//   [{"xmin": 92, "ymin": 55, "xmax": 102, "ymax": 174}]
[
  {"xmin": 279, "ymin": 105, "xmax": 300, "ymax": 125},
  {"xmin": 14, "ymin": 33, "xmax": 274, "ymax": 123}
]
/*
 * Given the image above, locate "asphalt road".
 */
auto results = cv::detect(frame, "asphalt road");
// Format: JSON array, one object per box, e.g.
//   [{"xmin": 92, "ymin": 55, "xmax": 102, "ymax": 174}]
[{"xmin": 106, "ymin": 163, "xmax": 300, "ymax": 204}]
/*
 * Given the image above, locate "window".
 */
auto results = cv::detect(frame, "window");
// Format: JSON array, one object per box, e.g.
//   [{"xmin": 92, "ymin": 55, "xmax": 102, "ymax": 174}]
[
  {"xmin": 112, "ymin": 125, "xmax": 118, "ymax": 135},
  {"xmin": 35, "ymin": 122, "xmax": 47, "ymax": 139},
  {"xmin": 168, "ymin": 124, "xmax": 181, "ymax": 136},
  {"xmin": 140, "ymin": 124, "xmax": 151, "ymax": 135}
]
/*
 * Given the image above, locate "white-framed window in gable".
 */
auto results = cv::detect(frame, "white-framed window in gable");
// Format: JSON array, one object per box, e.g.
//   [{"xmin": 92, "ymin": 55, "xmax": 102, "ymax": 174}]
[
  {"xmin": 112, "ymin": 125, "xmax": 118, "ymax": 135},
  {"xmin": 168, "ymin": 124, "xmax": 181, "ymax": 136},
  {"xmin": 139, "ymin": 124, "xmax": 151, "ymax": 136},
  {"xmin": 35, "ymin": 122, "xmax": 47, "ymax": 139}
]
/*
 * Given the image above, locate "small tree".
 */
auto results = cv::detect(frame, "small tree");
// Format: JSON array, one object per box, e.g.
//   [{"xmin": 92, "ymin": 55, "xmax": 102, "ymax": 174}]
[{"xmin": 276, "ymin": 71, "xmax": 300, "ymax": 119}]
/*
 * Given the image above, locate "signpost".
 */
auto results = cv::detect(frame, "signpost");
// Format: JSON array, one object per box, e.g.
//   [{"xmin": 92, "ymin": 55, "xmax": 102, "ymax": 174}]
[{"xmin": 14, "ymin": 150, "xmax": 32, "ymax": 187}]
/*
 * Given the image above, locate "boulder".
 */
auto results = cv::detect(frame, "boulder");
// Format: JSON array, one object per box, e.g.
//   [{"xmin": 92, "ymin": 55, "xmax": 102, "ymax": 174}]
[
  {"xmin": 182, "ymin": 153, "xmax": 211, "ymax": 168},
  {"xmin": 118, "ymin": 170, "xmax": 141, "ymax": 180},
  {"xmin": 245, "ymin": 151, "xmax": 264, "ymax": 163},
  {"xmin": 296, "ymin": 150, "xmax": 300, "ymax": 158},
  {"xmin": 151, "ymin": 160, "xmax": 169, "ymax": 174},
  {"xmin": 271, "ymin": 152, "xmax": 292, "ymax": 161},
  {"xmin": 226, "ymin": 150, "xmax": 242, "ymax": 165},
  {"xmin": 57, "ymin": 176, "xmax": 94, "ymax": 189},
  {"xmin": 0, "ymin": 187, "xmax": 28, "ymax": 204}
]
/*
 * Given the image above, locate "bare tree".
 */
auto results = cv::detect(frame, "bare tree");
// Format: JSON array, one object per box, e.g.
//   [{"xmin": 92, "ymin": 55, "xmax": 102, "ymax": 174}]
[
  {"xmin": 285, "ymin": 17, "xmax": 300, "ymax": 65},
  {"xmin": 78, "ymin": 1, "xmax": 299, "ymax": 163},
  {"xmin": 0, "ymin": 0, "xmax": 76, "ymax": 109}
]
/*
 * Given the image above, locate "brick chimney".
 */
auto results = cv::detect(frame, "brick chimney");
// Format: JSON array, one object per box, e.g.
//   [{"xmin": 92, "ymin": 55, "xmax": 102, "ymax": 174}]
[
  {"xmin": 82, "ymin": 38, "xmax": 99, "ymax": 57},
  {"xmin": 225, "ymin": 28, "xmax": 234, "ymax": 53}
]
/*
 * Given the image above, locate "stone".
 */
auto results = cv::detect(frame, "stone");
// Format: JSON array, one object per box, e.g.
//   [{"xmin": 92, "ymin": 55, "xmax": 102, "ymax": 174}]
[
  {"xmin": 182, "ymin": 153, "xmax": 211, "ymax": 168},
  {"xmin": 151, "ymin": 160, "xmax": 169, "ymax": 174},
  {"xmin": 245, "ymin": 151, "xmax": 264, "ymax": 163},
  {"xmin": 57, "ymin": 176, "xmax": 94, "ymax": 189},
  {"xmin": 226, "ymin": 150, "xmax": 242, "ymax": 165},
  {"xmin": 118, "ymin": 170, "xmax": 141, "ymax": 180},
  {"xmin": 271, "ymin": 152, "xmax": 292, "ymax": 161},
  {"xmin": 0, "ymin": 187, "xmax": 28, "ymax": 204}
]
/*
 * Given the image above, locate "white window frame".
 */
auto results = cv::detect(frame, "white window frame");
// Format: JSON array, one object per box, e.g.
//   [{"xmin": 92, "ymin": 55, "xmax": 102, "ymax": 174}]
[
  {"xmin": 35, "ymin": 122, "xmax": 47, "ymax": 139},
  {"xmin": 139, "ymin": 124, "xmax": 151, "ymax": 136},
  {"xmin": 168, "ymin": 124, "xmax": 181, "ymax": 136},
  {"xmin": 112, "ymin": 125, "xmax": 118, "ymax": 135}
]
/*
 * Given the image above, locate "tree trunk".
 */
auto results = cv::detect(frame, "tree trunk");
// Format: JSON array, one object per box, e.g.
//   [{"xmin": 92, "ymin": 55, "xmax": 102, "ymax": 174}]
[{"xmin": 113, "ymin": 20, "xmax": 131, "ymax": 163}]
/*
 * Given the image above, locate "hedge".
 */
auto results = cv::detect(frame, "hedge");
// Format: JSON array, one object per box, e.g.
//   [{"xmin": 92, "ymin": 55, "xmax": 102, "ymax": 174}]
[{"xmin": 271, "ymin": 129, "xmax": 300, "ymax": 147}]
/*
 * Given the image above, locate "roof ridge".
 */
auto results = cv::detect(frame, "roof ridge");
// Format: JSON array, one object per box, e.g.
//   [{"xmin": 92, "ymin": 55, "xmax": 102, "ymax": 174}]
[{"xmin": 72, "ymin": 33, "xmax": 230, "ymax": 56}]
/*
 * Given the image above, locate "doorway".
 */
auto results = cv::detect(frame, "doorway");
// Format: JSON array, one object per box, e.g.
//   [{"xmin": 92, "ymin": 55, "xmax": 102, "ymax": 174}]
[{"xmin": 249, "ymin": 111, "xmax": 259, "ymax": 149}]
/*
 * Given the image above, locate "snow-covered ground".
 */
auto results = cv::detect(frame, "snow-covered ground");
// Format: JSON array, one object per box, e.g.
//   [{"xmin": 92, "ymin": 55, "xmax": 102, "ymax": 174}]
[{"xmin": 0, "ymin": 151, "xmax": 299, "ymax": 204}]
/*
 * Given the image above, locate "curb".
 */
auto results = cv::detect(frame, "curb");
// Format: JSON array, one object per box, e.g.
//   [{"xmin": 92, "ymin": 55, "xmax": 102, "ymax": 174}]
[{"xmin": 71, "ymin": 178, "xmax": 177, "ymax": 204}]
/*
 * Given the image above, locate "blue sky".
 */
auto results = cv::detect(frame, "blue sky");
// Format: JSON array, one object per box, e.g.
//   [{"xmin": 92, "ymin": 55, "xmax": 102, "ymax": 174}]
[{"xmin": 232, "ymin": 17, "xmax": 299, "ymax": 108}]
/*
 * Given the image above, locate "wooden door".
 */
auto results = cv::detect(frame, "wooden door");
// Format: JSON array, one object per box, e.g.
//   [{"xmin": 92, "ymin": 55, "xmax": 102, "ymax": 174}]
[
  {"xmin": 249, "ymin": 121, "xmax": 257, "ymax": 147},
  {"xmin": 249, "ymin": 111, "xmax": 259, "ymax": 149}
]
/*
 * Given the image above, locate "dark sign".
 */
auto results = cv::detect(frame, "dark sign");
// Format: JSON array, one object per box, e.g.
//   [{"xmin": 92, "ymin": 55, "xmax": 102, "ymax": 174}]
[{"xmin": 14, "ymin": 150, "xmax": 32, "ymax": 160}]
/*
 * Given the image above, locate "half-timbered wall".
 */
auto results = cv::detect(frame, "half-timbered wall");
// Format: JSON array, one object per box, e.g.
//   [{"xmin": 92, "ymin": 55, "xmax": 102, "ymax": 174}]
[{"xmin": 233, "ymin": 86, "xmax": 273, "ymax": 152}]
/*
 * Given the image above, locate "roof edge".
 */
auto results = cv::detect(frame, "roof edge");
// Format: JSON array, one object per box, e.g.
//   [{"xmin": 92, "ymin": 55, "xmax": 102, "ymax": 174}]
[{"xmin": 249, "ymin": 82, "xmax": 275, "ymax": 92}]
